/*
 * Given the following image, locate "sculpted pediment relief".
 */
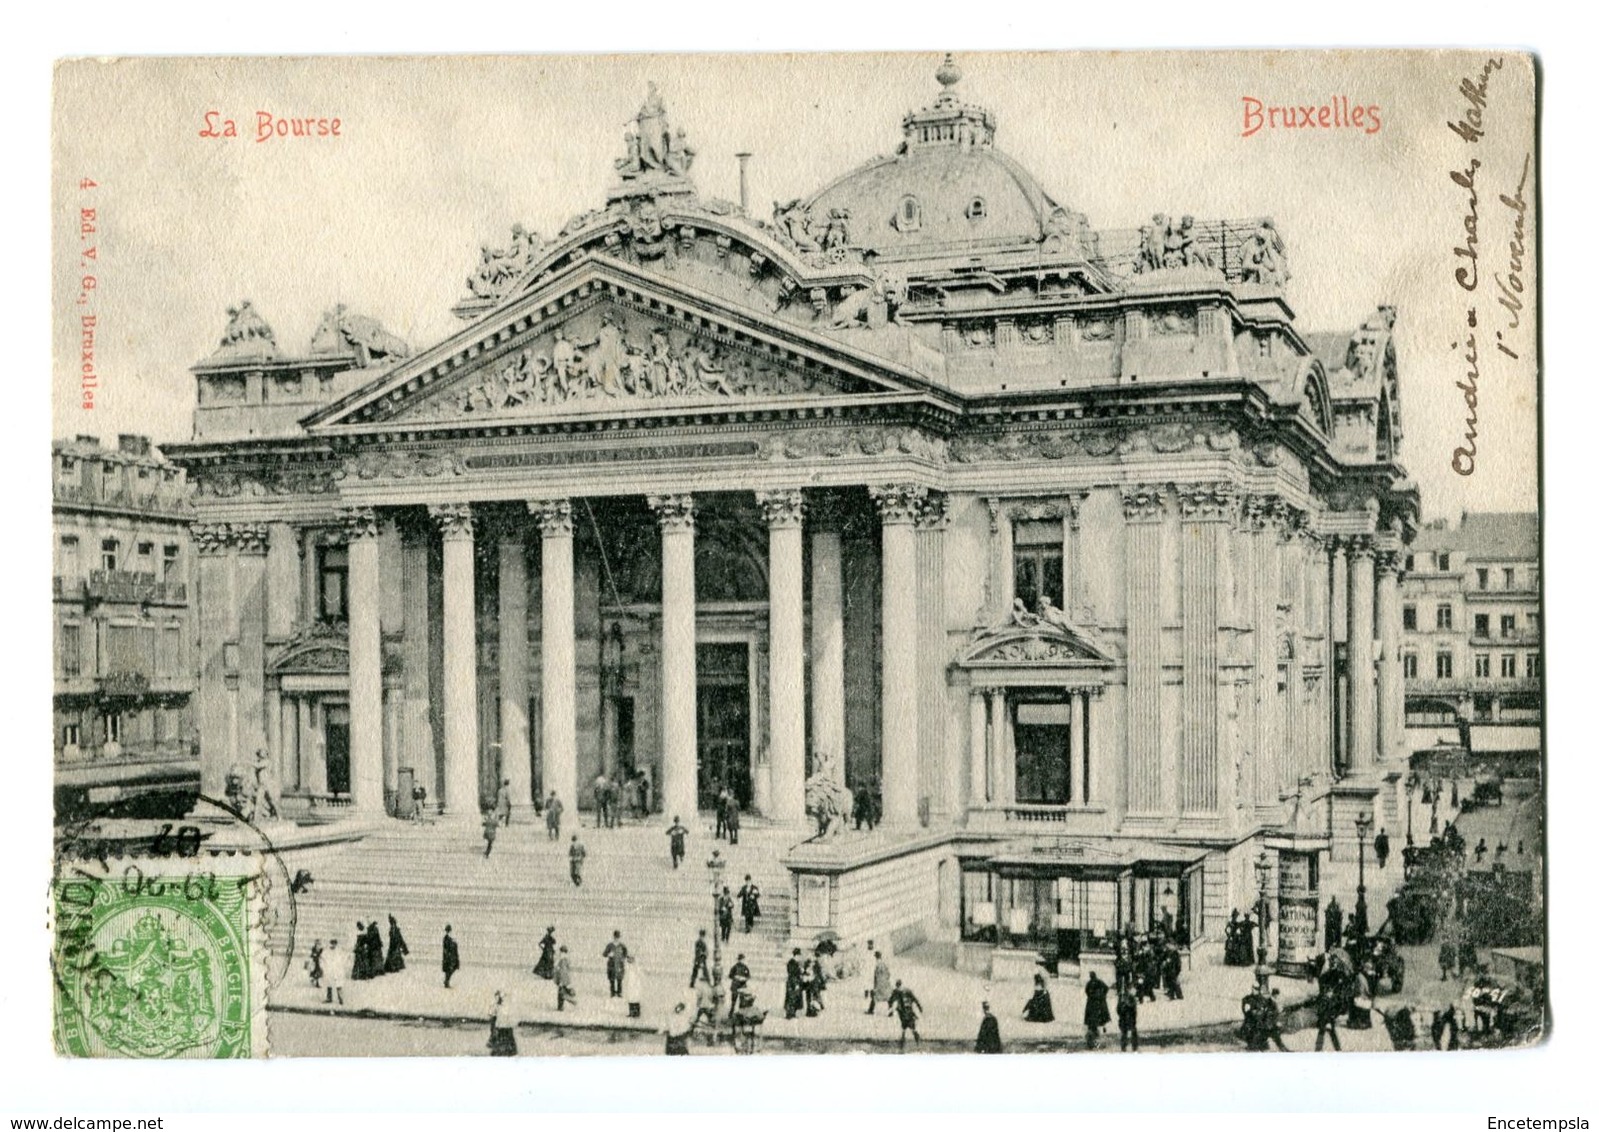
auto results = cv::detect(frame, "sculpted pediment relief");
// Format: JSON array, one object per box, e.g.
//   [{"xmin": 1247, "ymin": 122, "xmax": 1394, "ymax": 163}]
[
  {"xmin": 390, "ymin": 303, "xmax": 873, "ymax": 423},
  {"xmin": 958, "ymin": 610, "xmax": 1115, "ymax": 667}
]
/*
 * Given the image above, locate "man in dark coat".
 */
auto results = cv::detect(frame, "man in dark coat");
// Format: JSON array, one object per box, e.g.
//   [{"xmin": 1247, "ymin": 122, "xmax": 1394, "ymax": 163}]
[
  {"xmin": 716, "ymin": 886, "xmax": 735, "ymax": 943},
  {"xmin": 569, "ymin": 833, "xmax": 586, "ymax": 887},
  {"xmin": 1374, "ymin": 828, "xmax": 1391, "ymax": 869},
  {"xmin": 729, "ymin": 953, "xmax": 751, "ymax": 1004},
  {"xmin": 666, "ymin": 815, "xmax": 689, "ymax": 869},
  {"xmin": 725, "ymin": 797, "xmax": 741, "ymax": 845},
  {"xmin": 1022, "ymin": 973, "xmax": 1054, "ymax": 1022},
  {"xmin": 481, "ymin": 810, "xmax": 498, "ymax": 858},
  {"xmin": 1161, "ymin": 944, "xmax": 1184, "ymax": 1000},
  {"xmin": 887, "ymin": 980, "xmax": 922, "ymax": 1050},
  {"xmin": 1083, "ymin": 971, "xmax": 1112, "ymax": 1047},
  {"xmin": 737, "ymin": 875, "xmax": 761, "ymax": 933},
  {"xmin": 1314, "ymin": 970, "xmax": 1344, "ymax": 1050},
  {"xmin": 714, "ymin": 787, "xmax": 731, "ymax": 840},
  {"xmin": 494, "ymin": 778, "xmax": 512, "ymax": 827},
  {"xmin": 544, "ymin": 792, "xmax": 563, "ymax": 840},
  {"xmin": 383, "ymin": 914, "xmax": 409, "ymax": 973},
  {"xmin": 1117, "ymin": 986, "xmax": 1139, "ymax": 1051},
  {"xmin": 1324, "ymin": 897, "xmax": 1344, "ymax": 951},
  {"xmin": 604, "ymin": 930, "xmax": 628, "ymax": 998},
  {"xmin": 534, "ymin": 927, "xmax": 557, "ymax": 980},
  {"xmin": 690, "ymin": 929, "xmax": 710, "ymax": 987},
  {"xmin": 975, "ymin": 1002, "xmax": 1003, "ymax": 1053},
  {"xmin": 442, "ymin": 924, "xmax": 460, "ymax": 989},
  {"xmin": 784, "ymin": 949, "xmax": 805, "ymax": 1019}
]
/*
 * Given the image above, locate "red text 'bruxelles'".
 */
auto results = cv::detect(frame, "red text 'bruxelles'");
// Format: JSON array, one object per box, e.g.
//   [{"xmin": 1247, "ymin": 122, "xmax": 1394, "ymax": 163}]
[{"xmin": 1241, "ymin": 96, "xmax": 1382, "ymax": 137}]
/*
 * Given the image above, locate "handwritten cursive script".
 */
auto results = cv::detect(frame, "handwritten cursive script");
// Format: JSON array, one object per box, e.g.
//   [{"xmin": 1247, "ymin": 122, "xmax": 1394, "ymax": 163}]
[
  {"xmin": 1451, "ymin": 309, "xmax": 1481, "ymax": 476},
  {"xmin": 1493, "ymin": 153, "xmax": 1531, "ymax": 358},
  {"xmin": 1447, "ymin": 57, "xmax": 1504, "ymax": 143}
]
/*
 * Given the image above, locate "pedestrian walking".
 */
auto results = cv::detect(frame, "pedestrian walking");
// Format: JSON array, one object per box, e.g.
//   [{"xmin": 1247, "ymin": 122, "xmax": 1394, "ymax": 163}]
[
  {"xmin": 481, "ymin": 810, "xmax": 498, "ymax": 858},
  {"xmin": 1023, "ymin": 972, "xmax": 1054, "ymax": 1022},
  {"xmin": 325, "ymin": 938, "xmax": 348, "ymax": 1005},
  {"xmin": 867, "ymin": 950, "xmax": 891, "ymax": 1014},
  {"xmin": 307, "ymin": 939, "xmax": 324, "ymax": 989},
  {"xmin": 593, "ymin": 773, "xmax": 610, "ymax": 829},
  {"xmin": 545, "ymin": 792, "xmax": 563, "ymax": 839},
  {"xmin": 1439, "ymin": 937, "xmax": 1457, "ymax": 980},
  {"xmin": 569, "ymin": 833, "xmax": 586, "ymax": 887},
  {"xmin": 1314, "ymin": 972, "xmax": 1343, "ymax": 1051},
  {"xmin": 726, "ymin": 797, "xmax": 741, "ymax": 845},
  {"xmin": 714, "ymin": 787, "xmax": 731, "ymax": 840},
  {"xmin": 1117, "ymin": 986, "xmax": 1139, "ymax": 1051},
  {"xmin": 494, "ymin": 778, "xmax": 512, "ymax": 827},
  {"xmin": 1374, "ymin": 828, "xmax": 1390, "ymax": 869},
  {"xmin": 1161, "ymin": 944, "xmax": 1184, "ymax": 1000},
  {"xmin": 975, "ymin": 1001, "xmax": 1003, "ymax": 1053},
  {"xmin": 690, "ymin": 929, "xmax": 710, "ymax": 987},
  {"xmin": 605, "ymin": 931, "xmax": 629, "ymax": 998},
  {"xmin": 666, "ymin": 815, "xmax": 689, "ymax": 869},
  {"xmin": 350, "ymin": 921, "xmax": 372, "ymax": 980},
  {"xmin": 716, "ymin": 885, "xmax": 734, "ymax": 943},
  {"xmin": 442, "ymin": 925, "xmax": 461, "ymax": 989},
  {"xmin": 887, "ymin": 980, "xmax": 922, "ymax": 1050},
  {"xmin": 729, "ymin": 953, "xmax": 751, "ymax": 1004},
  {"xmin": 737, "ymin": 875, "xmax": 762, "ymax": 933},
  {"xmin": 783, "ymin": 948, "xmax": 805, "ymax": 1019},
  {"xmin": 534, "ymin": 926, "xmax": 557, "ymax": 980},
  {"xmin": 488, "ymin": 989, "xmax": 518, "ymax": 1056},
  {"xmin": 383, "ymin": 914, "xmax": 409, "ymax": 974},
  {"xmin": 1083, "ymin": 970, "xmax": 1111, "ymax": 1048},
  {"xmin": 554, "ymin": 946, "xmax": 576, "ymax": 1011}
]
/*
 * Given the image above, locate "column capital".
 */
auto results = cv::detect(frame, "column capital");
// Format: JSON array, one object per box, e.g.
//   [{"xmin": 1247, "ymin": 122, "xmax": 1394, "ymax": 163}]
[
  {"xmin": 869, "ymin": 483, "xmax": 927, "ymax": 525},
  {"xmin": 193, "ymin": 522, "xmax": 235, "ymax": 556},
  {"xmin": 1342, "ymin": 534, "xmax": 1376, "ymax": 560},
  {"xmin": 233, "ymin": 522, "xmax": 270, "ymax": 555},
  {"xmin": 648, "ymin": 493, "xmax": 696, "ymax": 532},
  {"xmin": 529, "ymin": 498, "xmax": 574, "ymax": 537},
  {"xmin": 340, "ymin": 506, "xmax": 379, "ymax": 542},
  {"xmin": 1176, "ymin": 481, "xmax": 1237, "ymax": 523},
  {"xmin": 755, "ymin": 488, "xmax": 806, "ymax": 530},
  {"xmin": 986, "ymin": 496, "xmax": 1004, "ymax": 533},
  {"xmin": 915, "ymin": 489, "xmax": 949, "ymax": 530},
  {"xmin": 1120, "ymin": 484, "xmax": 1168, "ymax": 523},
  {"xmin": 429, "ymin": 502, "xmax": 475, "ymax": 541}
]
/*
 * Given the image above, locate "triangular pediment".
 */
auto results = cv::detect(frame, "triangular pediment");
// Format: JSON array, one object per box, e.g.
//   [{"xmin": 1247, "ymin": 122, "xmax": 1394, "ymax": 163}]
[
  {"xmin": 307, "ymin": 257, "xmax": 941, "ymax": 431},
  {"xmin": 957, "ymin": 621, "xmax": 1114, "ymax": 667}
]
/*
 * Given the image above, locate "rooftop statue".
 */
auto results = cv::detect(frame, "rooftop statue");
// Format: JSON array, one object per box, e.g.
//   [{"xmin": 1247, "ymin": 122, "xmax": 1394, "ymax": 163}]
[
  {"xmin": 216, "ymin": 300, "xmax": 277, "ymax": 355},
  {"xmin": 309, "ymin": 304, "xmax": 411, "ymax": 367},
  {"xmin": 467, "ymin": 223, "xmax": 546, "ymax": 301},
  {"xmin": 615, "ymin": 83, "xmax": 695, "ymax": 180},
  {"xmin": 1134, "ymin": 213, "xmax": 1221, "ymax": 275}
]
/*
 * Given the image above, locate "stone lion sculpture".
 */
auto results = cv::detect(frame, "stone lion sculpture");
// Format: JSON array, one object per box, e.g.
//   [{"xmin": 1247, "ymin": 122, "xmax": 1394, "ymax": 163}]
[{"xmin": 804, "ymin": 752, "xmax": 855, "ymax": 840}]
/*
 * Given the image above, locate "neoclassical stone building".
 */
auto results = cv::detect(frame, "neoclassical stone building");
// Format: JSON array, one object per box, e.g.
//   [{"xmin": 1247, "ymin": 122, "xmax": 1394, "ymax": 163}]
[{"xmin": 168, "ymin": 60, "xmax": 1418, "ymax": 965}]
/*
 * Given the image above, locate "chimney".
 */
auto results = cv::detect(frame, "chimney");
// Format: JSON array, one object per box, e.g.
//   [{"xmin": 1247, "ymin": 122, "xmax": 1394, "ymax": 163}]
[
  {"xmin": 735, "ymin": 152, "xmax": 752, "ymax": 213},
  {"xmin": 118, "ymin": 434, "xmax": 151, "ymax": 456},
  {"xmin": 75, "ymin": 434, "xmax": 99, "ymax": 446}
]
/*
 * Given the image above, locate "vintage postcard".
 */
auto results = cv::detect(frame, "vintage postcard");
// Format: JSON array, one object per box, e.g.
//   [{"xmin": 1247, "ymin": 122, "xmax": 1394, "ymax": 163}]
[{"xmin": 49, "ymin": 50, "xmax": 1541, "ymax": 1058}]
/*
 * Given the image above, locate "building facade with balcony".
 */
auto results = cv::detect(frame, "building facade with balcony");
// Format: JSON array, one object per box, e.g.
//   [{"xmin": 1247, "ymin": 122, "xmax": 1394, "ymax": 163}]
[
  {"xmin": 1401, "ymin": 512, "xmax": 1541, "ymax": 769},
  {"xmin": 52, "ymin": 434, "xmax": 198, "ymax": 813},
  {"xmin": 165, "ymin": 61, "xmax": 1418, "ymax": 969}
]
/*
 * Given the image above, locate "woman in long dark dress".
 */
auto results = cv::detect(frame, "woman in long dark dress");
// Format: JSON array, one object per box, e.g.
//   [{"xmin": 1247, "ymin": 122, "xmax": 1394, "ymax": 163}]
[
  {"xmin": 362, "ymin": 920, "xmax": 385, "ymax": 979},
  {"xmin": 1022, "ymin": 972, "xmax": 1055, "ymax": 1023},
  {"xmin": 1083, "ymin": 971, "xmax": 1112, "ymax": 1047},
  {"xmin": 533, "ymin": 927, "xmax": 557, "ymax": 980},
  {"xmin": 384, "ymin": 914, "xmax": 409, "ymax": 973},
  {"xmin": 351, "ymin": 922, "xmax": 374, "ymax": 980}
]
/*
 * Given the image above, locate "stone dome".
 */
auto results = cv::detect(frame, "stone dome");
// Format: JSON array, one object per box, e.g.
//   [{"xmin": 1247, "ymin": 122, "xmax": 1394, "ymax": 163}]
[{"xmin": 801, "ymin": 56, "xmax": 1083, "ymax": 259}]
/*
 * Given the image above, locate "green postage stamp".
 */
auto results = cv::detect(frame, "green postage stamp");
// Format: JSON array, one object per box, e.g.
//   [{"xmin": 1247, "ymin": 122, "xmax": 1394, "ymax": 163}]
[{"xmin": 52, "ymin": 858, "xmax": 266, "ymax": 1058}]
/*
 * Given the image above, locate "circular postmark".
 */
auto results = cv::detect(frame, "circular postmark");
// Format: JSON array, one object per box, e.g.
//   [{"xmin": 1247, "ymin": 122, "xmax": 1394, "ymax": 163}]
[{"xmin": 51, "ymin": 794, "xmax": 297, "ymax": 1058}]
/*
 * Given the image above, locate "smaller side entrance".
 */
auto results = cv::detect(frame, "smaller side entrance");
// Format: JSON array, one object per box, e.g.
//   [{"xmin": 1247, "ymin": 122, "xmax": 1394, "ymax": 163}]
[
  {"xmin": 323, "ymin": 704, "xmax": 351, "ymax": 797},
  {"xmin": 697, "ymin": 642, "xmax": 751, "ymax": 810}
]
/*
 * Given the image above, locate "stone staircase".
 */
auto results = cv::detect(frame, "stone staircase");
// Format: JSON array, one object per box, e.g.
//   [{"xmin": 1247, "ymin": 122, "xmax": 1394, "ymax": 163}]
[{"xmin": 279, "ymin": 819, "xmax": 802, "ymax": 988}]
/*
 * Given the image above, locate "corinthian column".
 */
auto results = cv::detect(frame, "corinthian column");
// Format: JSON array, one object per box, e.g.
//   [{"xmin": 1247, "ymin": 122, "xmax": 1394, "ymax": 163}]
[
  {"xmin": 650, "ymin": 494, "xmax": 698, "ymax": 823},
  {"xmin": 1376, "ymin": 548, "xmax": 1405, "ymax": 765},
  {"xmin": 808, "ymin": 500, "xmax": 846, "ymax": 786},
  {"xmin": 871, "ymin": 483, "xmax": 926, "ymax": 826},
  {"xmin": 531, "ymin": 500, "xmax": 577, "ymax": 817},
  {"xmin": 344, "ymin": 507, "xmax": 385, "ymax": 815},
  {"xmin": 431, "ymin": 503, "xmax": 479, "ymax": 820},
  {"xmin": 758, "ymin": 489, "xmax": 807, "ymax": 823},
  {"xmin": 1346, "ymin": 535, "xmax": 1377, "ymax": 774},
  {"xmin": 498, "ymin": 525, "xmax": 531, "ymax": 819}
]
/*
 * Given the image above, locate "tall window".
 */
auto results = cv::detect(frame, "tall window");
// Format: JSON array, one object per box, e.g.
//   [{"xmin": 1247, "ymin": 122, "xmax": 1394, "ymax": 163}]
[
  {"xmin": 59, "ymin": 535, "xmax": 80, "ymax": 577},
  {"xmin": 1437, "ymin": 552, "xmax": 1452, "ymax": 572},
  {"xmin": 136, "ymin": 541, "xmax": 155, "ymax": 573},
  {"xmin": 1503, "ymin": 567, "xmax": 1516, "ymax": 589},
  {"xmin": 1500, "ymin": 614, "xmax": 1516, "ymax": 638},
  {"xmin": 1404, "ymin": 553, "xmax": 1415, "ymax": 572},
  {"xmin": 1501, "ymin": 654, "xmax": 1517, "ymax": 679},
  {"xmin": 105, "ymin": 712, "xmax": 123, "ymax": 744},
  {"xmin": 62, "ymin": 722, "xmax": 81, "ymax": 748},
  {"xmin": 162, "ymin": 544, "xmax": 180, "ymax": 582},
  {"xmin": 317, "ymin": 544, "xmax": 349, "ymax": 622},
  {"xmin": 1402, "ymin": 605, "xmax": 1417, "ymax": 631},
  {"xmin": 1477, "ymin": 568, "xmax": 1489, "ymax": 590},
  {"xmin": 100, "ymin": 538, "xmax": 119, "ymax": 572},
  {"xmin": 1435, "ymin": 604, "xmax": 1453, "ymax": 631},
  {"xmin": 1436, "ymin": 652, "xmax": 1454, "ymax": 679},
  {"xmin": 1474, "ymin": 613, "xmax": 1491, "ymax": 637},
  {"xmin": 1527, "ymin": 652, "xmax": 1541, "ymax": 678},
  {"xmin": 60, "ymin": 623, "xmax": 81, "ymax": 677},
  {"xmin": 1402, "ymin": 653, "xmax": 1418, "ymax": 679},
  {"xmin": 1474, "ymin": 653, "xmax": 1490, "ymax": 678},
  {"xmin": 1012, "ymin": 521, "xmax": 1063, "ymax": 616}
]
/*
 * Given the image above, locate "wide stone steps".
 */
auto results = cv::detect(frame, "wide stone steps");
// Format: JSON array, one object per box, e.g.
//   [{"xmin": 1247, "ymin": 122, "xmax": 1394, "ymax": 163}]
[{"xmin": 280, "ymin": 822, "xmax": 802, "ymax": 982}]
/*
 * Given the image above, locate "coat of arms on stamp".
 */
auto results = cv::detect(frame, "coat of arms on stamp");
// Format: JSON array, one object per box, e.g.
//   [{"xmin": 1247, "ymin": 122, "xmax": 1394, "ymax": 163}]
[{"xmin": 53, "ymin": 863, "xmax": 260, "ymax": 1058}]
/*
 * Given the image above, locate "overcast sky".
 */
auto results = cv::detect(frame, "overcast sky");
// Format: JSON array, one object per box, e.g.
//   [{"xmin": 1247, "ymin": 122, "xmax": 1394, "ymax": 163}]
[{"xmin": 52, "ymin": 51, "xmax": 1537, "ymax": 518}]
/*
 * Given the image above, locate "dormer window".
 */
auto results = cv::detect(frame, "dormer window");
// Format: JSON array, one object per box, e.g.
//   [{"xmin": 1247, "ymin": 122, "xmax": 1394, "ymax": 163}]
[
  {"xmin": 966, "ymin": 197, "xmax": 987, "ymax": 221},
  {"xmin": 895, "ymin": 196, "xmax": 922, "ymax": 232}
]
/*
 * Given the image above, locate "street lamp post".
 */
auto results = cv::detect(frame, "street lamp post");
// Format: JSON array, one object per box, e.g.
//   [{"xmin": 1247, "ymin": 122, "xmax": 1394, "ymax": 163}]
[
  {"xmin": 707, "ymin": 849, "xmax": 727, "ymax": 1040},
  {"xmin": 1354, "ymin": 811, "xmax": 1374, "ymax": 941},
  {"xmin": 1253, "ymin": 849, "xmax": 1273, "ymax": 992},
  {"xmin": 1404, "ymin": 773, "xmax": 1417, "ymax": 848}
]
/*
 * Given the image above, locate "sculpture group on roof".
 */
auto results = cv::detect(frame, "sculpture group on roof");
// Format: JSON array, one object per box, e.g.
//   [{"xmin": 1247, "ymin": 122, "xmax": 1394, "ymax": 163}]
[
  {"xmin": 1135, "ymin": 214, "xmax": 1217, "ymax": 274},
  {"xmin": 615, "ymin": 82, "xmax": 695, "ymax": 180},
  {"xmin": 467, "ymin": 223, "xmax": 547, "ymax": 301},
  {"xmin": 308, "ymin": 304, "xmax": 411, "ymax": 367},
  {"xmin": 216, "ymin": 300, "xmax": 277, "ymax": 354}
]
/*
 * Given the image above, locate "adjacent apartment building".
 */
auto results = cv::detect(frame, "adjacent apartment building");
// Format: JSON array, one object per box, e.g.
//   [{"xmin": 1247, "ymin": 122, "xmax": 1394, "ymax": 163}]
[
  {"xmin": 1401, "ymin": 512, "xmax": 1541, "ymax": 769},
  {"xmin": 52, "ymin": 434, "xmax": 198, "ymax": 816}
]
